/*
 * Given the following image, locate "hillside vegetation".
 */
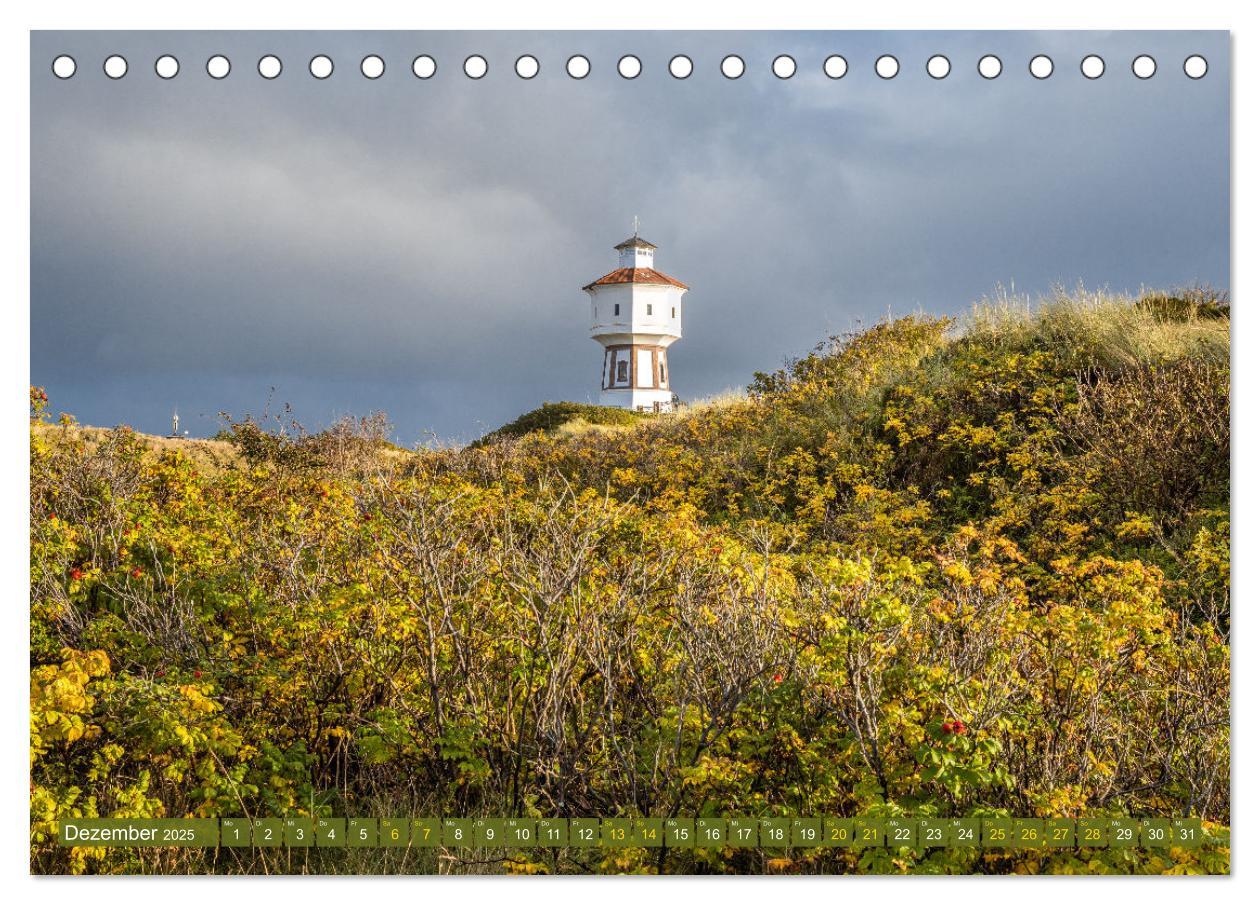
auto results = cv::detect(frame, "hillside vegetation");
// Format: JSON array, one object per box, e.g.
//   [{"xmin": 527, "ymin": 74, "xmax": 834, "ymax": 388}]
[
  {"xmin": 473, "ymin": 401, "xmax": 649, "ymax": 446},
  {"xmin": 30, "ymin": 289, "xmax": 1230, "ymax": 874}
]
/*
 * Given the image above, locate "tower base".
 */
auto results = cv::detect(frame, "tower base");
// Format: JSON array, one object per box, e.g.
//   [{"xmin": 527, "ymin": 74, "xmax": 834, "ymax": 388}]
[{"xmin": 600, "ymin": 387, "xmax": 674, "ymax": 413}]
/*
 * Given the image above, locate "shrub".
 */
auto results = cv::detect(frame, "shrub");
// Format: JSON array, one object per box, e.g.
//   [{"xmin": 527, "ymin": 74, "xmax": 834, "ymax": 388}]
[{"xmin": 473, "ymin": 401, "xmax": 649, "ymax": 447}]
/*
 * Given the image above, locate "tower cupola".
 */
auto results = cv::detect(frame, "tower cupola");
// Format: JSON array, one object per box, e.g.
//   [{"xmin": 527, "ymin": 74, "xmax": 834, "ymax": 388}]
[{"xmin": 615, "ymin": 235, "xmax": 657, "ymax": 270}]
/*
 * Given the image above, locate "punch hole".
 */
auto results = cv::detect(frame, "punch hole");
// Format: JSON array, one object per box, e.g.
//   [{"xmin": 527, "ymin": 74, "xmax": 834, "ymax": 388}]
[
  {"xmin": 875, "ymin": 55, "xmax": 899, "ymax": 79},
  {"xmin": 309, "ymin": 55, "xmax": 334, "ymax": 79},
  {"xmin": 566, "ymin": 55, "xmax": 591, "ymax": 79},
  {"xmin": 823, "ymin": 55, "xmax": 848, "ymax": 79},
  {"xmin": 52, "ymin": 55, "xmax": 77, "ymax": 79},
  {"xmin": 361, "ymin": 55, "xmax": 385, "ymax": 79},
  {"xmin": 515, "ymin": 55, "xmax": 539, "ymax": 79},
  {"xmin": 258, "ymin": 55, "xmax": 282, "ymax": 80},
  {"xmin": 669, "ymin": 55, "xmax": 693, "ymax": 79},
  {"xmin": 206, "ymin": 55, "xmax": 231, "ymax": 79},
  {"xmin": 103, "ymin": 55, "xmax": 128, "ymax": 79},
  {"xmin": 1081, "ymin": 55, "xmax": 1105, "ymax": 79},
  {"xmin": 464, "ymin": 55, "xmax": 488, "ymax": 79},
  {"xmin": 412, "ymin": 55, "xmax": 437, "ymax": 79},
  {"xmin": 1029, "ymin": 55, "xmax": 1054, "ymax": 79},
  {"xmin": 1131, "ymin": 55, "xmax": 1156, "ymax": 79},
  {"xmin": 772, "ymin": 55, "xmax": 796, "ymax": 79},
  {"xmin": 926, "ymin": 55, "xmax": 950, "ymax": 79},
  {"xmin": 720, "ymin": 55, "xmax": 745, "ymax": 79},
  {"xmin": 155, "ymin": 55, "xmax": 179, "ymax": 79},
  {"xmin": 1183, "ymin": 55, "xmax": 1208, "ymax": 79},
  {"xmin": 978, "ymin": 55, "xmax": 1002, "ymax": 79},
  {"xmin": 618, "ymin": 55, "xmax": 642, "ymax": 79}
]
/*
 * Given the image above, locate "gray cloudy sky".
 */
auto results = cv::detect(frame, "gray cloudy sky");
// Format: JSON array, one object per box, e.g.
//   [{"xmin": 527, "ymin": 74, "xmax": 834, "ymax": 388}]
[{"xmin": 31, "ymin": 30, "xmax": 1229, "ymax": 444}]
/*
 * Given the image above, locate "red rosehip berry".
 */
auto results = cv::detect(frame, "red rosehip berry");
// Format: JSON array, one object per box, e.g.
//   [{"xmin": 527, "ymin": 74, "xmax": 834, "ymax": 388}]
[
  {"xmin": 941, "ymin": 720, "xmax": 954, "ymax": 734},
  {"xmin": 130, "ymin": 566, "xmax": 143, "ymax": 579},
  {"xmin": 194, "ymin": 670, "xmax": 202, "ymax": 678},
  {"xmin": 773, "ymin": 673, "xmax": 783, "ymax": 684},
  {"xmin": 953, "ymin": 721, "xmax": 967, "ymax": 735},
  {"xmin": 69, "ymin": 568, "xmax": 83, "ymax": 580},
  {"xmin": 155, "ymin": 669, "xmax": 165, "ymax": 677}
]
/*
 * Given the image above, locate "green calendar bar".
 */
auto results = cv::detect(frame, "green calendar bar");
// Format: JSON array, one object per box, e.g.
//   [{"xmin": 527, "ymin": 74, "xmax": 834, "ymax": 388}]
[{"xmin": 55, "ymin": 816, "xmax": 1216, "ymax": 851}]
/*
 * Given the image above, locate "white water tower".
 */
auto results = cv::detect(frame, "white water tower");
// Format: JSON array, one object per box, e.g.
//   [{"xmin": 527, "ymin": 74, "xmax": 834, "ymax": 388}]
[{"xmin": 582, "ymin": 226, "xmax": 688, "ymax": 412}]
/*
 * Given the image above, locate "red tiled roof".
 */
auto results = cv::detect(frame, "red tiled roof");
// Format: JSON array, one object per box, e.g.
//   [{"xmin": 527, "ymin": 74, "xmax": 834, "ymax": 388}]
[{"xmin": 582, "ymin": 267, "xmax": 689, "ymax": 291}]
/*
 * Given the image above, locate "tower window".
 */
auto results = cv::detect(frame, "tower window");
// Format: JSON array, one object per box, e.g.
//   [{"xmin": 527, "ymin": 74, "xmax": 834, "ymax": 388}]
[
  {"xmin": 660, "ymin": 362, "xmax": 666, "ymax": 383},
  {"xmin": 672, "ymin": 307, "xmax": 676, "ymax": 318},
  {"xmin": 616, "ymin": 361, "xmax": 629, "ymax": 383},
  {"xmin": 614, "ymin": 304, "xmax": 620, "ymax": 316},
  {"xmin": 647, "ymin": 304, "xmax": 653, "ymax": 315}
]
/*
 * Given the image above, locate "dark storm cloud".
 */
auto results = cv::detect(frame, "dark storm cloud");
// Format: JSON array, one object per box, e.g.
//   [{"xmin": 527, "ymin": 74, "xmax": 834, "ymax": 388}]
[{"xmin": 31, "ymin": 31, "xmax": 1229, "ymax": 443}]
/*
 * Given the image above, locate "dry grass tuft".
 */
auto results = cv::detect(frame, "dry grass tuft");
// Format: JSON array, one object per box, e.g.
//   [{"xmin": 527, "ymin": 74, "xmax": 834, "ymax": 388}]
[{"xmin": 965, "ymin": 285, "xmax": 1229, "ymax": 371}]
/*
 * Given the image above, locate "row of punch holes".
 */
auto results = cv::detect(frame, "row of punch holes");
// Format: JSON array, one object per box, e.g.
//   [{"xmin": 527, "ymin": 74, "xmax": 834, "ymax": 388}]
[{"xmin": 51, "ymin": 52, "xmax": 1211, "ymax": 82}]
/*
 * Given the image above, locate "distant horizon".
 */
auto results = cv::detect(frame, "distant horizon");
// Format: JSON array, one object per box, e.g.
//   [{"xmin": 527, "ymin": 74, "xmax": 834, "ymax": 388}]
[{"xmin": 31, "ymin": 30, "xmax": 1229, "ymax": 444}]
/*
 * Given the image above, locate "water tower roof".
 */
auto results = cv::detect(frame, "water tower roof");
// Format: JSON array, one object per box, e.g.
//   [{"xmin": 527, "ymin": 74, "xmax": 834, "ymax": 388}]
[
  {"xmin": 583, "ymin": 267, "xmax": 688, "ymax": 291},
  {"xmin": 614, "ymin": 235, "xmax": 658, "ymax": 251}
]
